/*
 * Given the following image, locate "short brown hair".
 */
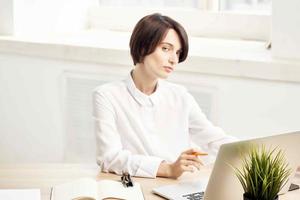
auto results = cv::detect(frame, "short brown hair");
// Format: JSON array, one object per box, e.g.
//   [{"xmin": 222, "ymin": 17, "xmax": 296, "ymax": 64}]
[{"xmin": 129, "ymin": 13, "xmax": 189, "ymax": 65}]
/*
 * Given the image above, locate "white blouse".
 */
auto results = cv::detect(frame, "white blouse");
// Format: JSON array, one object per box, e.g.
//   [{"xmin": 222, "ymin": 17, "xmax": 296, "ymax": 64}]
[{"xmin": 93, "ymin": 73, "xmax": 235, "ymax": 178}]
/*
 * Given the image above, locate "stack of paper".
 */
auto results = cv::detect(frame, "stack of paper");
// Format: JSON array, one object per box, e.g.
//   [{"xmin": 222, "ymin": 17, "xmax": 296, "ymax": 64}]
[{"xmin": 0, "ymin": 189, "xmax": 40, "ymax": 200}]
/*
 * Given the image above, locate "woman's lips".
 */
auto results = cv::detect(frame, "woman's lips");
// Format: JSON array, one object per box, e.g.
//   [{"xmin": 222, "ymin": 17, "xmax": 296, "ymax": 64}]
[{"xmin": 163, "ymin": 66, "xmax": 173, "ymax": 73}]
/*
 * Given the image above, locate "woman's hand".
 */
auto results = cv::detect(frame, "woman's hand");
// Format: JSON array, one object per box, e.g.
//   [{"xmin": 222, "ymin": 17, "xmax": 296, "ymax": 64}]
[{"xmin": 157, "ymin": 148, "xmax": 206, "ymax": 179}]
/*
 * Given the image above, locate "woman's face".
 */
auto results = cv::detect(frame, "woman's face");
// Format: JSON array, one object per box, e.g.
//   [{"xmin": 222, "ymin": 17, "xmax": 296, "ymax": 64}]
[{"xmin": 142, "ymin": 29, "xmax": 182, "ymax": 80}]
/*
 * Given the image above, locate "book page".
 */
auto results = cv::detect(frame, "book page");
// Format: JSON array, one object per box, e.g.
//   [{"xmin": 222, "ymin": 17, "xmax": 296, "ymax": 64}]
[
  {"xmin": 97, "ymin": 180, "xmax": 144, "ymax": 200},
  {"xmin": 52, "ymin": 178, "xmax": 98, "ymax": 200},
  {"xmin": 0, "ymin": 189, "xmax": 40, "ymax": 200}
]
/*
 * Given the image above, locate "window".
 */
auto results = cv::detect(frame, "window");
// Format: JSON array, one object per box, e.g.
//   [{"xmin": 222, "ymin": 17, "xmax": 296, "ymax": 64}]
[
  {"xmin": 220, "ymin": 0, "xmax": 271, "ymax": 14},
  {"xmin": 90, "ymin": 0, "xmax": 271, "ymax": 41},
  {"xmin": 98, "ymin": 0, "xmax": 271, "ymax": 13},
  {"xmin": 98, "ymin": 0, "xmax": 202, "ymax": 8}
]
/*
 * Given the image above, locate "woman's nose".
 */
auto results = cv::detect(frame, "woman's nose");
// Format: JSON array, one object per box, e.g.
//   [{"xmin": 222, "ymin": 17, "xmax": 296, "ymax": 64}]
[{"xmin": 168, "ymin": 52, "xmax": 178, "ymax": 65}]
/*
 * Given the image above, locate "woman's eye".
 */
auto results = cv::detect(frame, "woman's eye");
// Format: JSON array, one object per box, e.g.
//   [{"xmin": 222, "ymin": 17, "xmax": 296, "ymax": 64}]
[{"xmin": 162, "ymin": 46, "xmax": 169, "ymax": 52}]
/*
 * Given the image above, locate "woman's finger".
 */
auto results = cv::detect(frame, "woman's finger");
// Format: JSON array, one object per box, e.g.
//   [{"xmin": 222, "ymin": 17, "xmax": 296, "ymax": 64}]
[
  {"xmin": 181, "ymin": 160, "xmax": 201, "ymax": 169},
  {"xmin": 180, "ymin": 154, "xmax": 204, "ymax": 165},
  {"xmin": 181, "ymin": 165, "xmax": 194, "ymax": 172}
]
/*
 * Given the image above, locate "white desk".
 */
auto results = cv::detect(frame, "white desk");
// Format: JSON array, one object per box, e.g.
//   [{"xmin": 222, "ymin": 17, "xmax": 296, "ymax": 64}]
[{"xmin": 0, "ymin": 164, "xmax": 299, "ymax": 200}]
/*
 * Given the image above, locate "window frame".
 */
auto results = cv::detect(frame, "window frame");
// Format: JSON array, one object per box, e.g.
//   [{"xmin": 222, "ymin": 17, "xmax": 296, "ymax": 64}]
[{"xmin": 87, "ymin": 6, "xmax": 270, "ymax": 41}]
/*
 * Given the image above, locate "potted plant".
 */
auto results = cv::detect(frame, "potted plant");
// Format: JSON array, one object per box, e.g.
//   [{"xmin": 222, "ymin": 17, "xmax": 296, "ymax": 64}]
[{"xmin": 233, "ymin": 145, "xmax": 291, "ymax": 200}]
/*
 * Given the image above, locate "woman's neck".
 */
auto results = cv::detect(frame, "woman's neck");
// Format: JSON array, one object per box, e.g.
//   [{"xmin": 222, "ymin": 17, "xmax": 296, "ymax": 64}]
[{"xmin": 131, "ymin": 67, "xmax": 158, "ymax": 95}]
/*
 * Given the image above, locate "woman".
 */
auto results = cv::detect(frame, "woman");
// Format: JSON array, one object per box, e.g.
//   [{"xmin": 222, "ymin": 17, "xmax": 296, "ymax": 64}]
[{"xmin": 93, "ymin": 13, "xmax": 234, "ymax": 179}]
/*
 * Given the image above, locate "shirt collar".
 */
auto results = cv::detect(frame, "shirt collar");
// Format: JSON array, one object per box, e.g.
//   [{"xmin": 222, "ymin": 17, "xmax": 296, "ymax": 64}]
[{"xmin": 125, "ymin": 71, "xmax": 161, "ymax": 106}]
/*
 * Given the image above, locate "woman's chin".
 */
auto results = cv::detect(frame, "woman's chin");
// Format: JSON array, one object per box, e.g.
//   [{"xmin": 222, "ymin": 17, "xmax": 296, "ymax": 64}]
[
  {"xmin": 157, "ymin": 71, "xmax": 171, "ymax": 79},
  {"xmin": 158, "ymin": 74, "xmax": 169, "ymax": 79}
]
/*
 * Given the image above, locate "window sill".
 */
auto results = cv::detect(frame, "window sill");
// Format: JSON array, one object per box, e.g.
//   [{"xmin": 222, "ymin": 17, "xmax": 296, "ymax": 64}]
[{"xmin": 0, "ymin": 30, "xmax": 300, "ymax": 83}]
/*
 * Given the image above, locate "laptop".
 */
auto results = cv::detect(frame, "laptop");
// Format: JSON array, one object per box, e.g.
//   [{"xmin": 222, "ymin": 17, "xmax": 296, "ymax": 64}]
[{"xmin": 152, "ymin": 131, "xmax": 300, "ymax": 200}]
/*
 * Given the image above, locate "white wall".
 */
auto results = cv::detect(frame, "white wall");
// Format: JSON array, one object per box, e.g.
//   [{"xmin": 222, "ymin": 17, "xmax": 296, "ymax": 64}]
[
  {"xmin": 169, "ymin": 73, "xmax": 300, "ymax": 138},
  {"xmin": 0, "ymin": 53, "xmax": 64, "ymax": 162},
  {"xmin": 272, "ymin": 0, "xmax": 300, "ymax": 60},
  {"xmin": 0, "ymin": 0, "xmax": 98, "ymax": 36},
  {"xmin": 1, "ymin": 52, "xmax": 300, "ymax": 163},
  {"xmin": 0, "ymin": 0, "xmax": 13, "ymax": 34}
]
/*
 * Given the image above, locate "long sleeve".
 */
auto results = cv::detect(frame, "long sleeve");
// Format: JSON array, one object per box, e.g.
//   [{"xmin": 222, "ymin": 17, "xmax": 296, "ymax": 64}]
[
  {"xmin": 187, "ymin": 93, "xmax": 236, "ymax": 165},
  {"xmin": 93, "ymin": 90, "xmax": 163, "ymax": 178}
]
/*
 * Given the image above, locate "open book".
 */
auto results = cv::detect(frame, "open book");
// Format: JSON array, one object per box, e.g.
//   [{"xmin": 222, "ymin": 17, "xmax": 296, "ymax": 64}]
[{"xmin": 50, "ymin": 178, "xmax": 144, "ymax": 200}]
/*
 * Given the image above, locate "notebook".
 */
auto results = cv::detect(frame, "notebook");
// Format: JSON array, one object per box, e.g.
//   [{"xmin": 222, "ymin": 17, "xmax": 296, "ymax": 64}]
[
  {"xmin": 0, "ymin": 189, "xmax": 40, "ymax": 200},
  {"xmin": 50, "ymin": 178, "xmax": 144, "ymax": 200},
  {"xmin": 153, "ymin": 131, "xmax": 300, "ymax": 200}
]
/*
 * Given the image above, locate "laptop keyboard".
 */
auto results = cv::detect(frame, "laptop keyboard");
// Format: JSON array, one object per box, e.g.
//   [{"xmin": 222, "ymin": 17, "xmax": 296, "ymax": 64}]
[{"xmin": 182, "ymin": 191, "xmax": 204, "ymax": 200}]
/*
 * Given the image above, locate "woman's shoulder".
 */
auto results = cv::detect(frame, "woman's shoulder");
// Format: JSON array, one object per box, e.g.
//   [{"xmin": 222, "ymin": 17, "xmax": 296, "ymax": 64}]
[
  {"xmin": 162, "ymin": 81, "xmax": 195, "ymax": 103},
  {"xmin": 162, "ymin": 80, "xmax": 188, "ymax": 94},
  {"xmin": 93, "ymin": 80, "xmax": 125, "ymax": 95}
]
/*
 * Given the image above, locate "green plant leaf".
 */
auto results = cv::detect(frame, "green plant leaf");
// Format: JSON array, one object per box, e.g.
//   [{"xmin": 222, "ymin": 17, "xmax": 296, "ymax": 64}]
[{"xmin": 232, "ymin": 145, "xmax": 291, "ymax": 200}]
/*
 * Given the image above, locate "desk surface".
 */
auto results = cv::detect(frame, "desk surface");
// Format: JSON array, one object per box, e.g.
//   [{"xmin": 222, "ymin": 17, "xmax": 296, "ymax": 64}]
[{"xmin": 0, "ymin": 164, "xmax": 299, "ymax": 200}]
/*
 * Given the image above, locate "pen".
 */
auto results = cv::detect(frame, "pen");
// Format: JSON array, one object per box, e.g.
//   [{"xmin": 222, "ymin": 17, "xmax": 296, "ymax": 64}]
[{"xmin": 192, "ymin": 152, "xmax": 208, "ymax": 156}]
